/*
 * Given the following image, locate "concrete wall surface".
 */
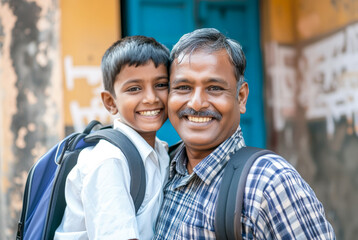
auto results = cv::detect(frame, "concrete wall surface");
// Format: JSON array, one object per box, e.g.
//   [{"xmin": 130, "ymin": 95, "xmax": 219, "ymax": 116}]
[{"xmin": 262, "ymin": 1, "xmax": 358, "ymax": 239}]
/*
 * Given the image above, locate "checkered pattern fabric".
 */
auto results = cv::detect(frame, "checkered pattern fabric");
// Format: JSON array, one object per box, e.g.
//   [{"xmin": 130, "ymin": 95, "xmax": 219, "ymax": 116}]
[{"xmin": 154, "ymin": 127, "xmax": 335, "ymax": 239}]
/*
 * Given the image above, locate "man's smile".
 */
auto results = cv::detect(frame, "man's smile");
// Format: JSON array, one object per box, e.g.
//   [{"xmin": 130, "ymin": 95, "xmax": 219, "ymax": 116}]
[
  {"xmin": 178, "ymin": 108, "xmax": 222, "ymax": 121},
  {"xmin": 187, "ymin": 116, "xmax": 213, "ymax": 123}
]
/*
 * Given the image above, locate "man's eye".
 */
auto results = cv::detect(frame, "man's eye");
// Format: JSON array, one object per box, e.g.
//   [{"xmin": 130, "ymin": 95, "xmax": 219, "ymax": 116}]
[
  {"xmin": 175, "ymin": 85, "xmax": 191, "ymax": 91},
  {"xmin": 127, "ymin": 86, "xmax": 141, "ymax": 92},
  {"xmin": 208, "ymin": 86, "xmax": 223, "ymax": 91}
]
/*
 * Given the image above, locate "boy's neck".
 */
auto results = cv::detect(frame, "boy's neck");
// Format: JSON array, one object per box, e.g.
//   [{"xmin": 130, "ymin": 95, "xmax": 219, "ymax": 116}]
[{"xmin": 139, "ymin": 132, "xmax": 157, "ymax": 149}]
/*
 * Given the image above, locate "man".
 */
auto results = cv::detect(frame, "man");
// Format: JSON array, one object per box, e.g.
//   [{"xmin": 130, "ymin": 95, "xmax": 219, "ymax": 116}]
[{"xmin": 154, "ymin": 28, "xmax": 335, "ymax": 239}]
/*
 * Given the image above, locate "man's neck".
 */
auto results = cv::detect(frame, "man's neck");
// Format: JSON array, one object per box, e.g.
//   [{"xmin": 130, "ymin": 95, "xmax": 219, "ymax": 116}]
[{"xmin": 185, "ymin": 147, "xmax": 215, "ymax": 174}]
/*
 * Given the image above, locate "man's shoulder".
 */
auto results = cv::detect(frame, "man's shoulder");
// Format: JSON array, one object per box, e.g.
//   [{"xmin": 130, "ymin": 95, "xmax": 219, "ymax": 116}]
[
  {"xmin": 246, "ymin": 153, "xmax": 306, "ymax": 191},
  {"xmin": 245, "ymin": 152, "xmax": 316, "ymax": 202},
  {"xmin": 251, "ymin": 152, "xmax": 297, "ymax": 175}
]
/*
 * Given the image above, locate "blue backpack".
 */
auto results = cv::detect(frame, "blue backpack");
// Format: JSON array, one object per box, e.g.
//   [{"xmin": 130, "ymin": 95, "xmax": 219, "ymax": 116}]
[{"xmin": 16, "ymin": 120, "xmax": 146, "ymax": 240}]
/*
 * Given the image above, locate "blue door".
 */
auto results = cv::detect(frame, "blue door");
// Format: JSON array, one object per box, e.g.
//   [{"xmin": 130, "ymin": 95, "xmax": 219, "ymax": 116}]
[{"xmin": 122, "ymin": 0, "xmax": 266, "ymax": 148}]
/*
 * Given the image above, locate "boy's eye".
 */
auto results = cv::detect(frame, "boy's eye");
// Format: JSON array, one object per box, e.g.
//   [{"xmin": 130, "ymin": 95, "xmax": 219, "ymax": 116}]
[
  {"xmin": 156, "ymin": 82, "xmax": 169, "ymax": 88},
  {"xmin": 127, "ymin": 86, "xmax": 141, "ymax": 92}
]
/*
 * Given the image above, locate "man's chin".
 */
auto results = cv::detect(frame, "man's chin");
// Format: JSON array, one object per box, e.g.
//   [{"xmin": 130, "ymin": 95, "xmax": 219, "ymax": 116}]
[{"xmin": 181, "ymin": 135, "xmax": 218, "ymax": 150}]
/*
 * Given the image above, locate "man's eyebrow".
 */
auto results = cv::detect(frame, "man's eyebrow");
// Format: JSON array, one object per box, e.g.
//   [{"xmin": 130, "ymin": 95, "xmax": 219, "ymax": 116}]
[
  {"xmin": 205, "ymin": 78, "xmax": 230, "ymax": 86},
  {"xmin": 171, "ymin": 78, "xmax": 190, "ymax": 85}
]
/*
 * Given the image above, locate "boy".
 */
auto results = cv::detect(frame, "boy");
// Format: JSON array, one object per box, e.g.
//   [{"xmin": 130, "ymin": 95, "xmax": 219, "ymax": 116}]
[{"xmin": 54, "ymin": 36, "xmax": 170, "ymax": 240}]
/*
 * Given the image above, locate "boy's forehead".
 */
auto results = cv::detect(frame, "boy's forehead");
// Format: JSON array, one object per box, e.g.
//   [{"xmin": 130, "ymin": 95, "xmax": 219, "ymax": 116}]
[{"xmin": 114, "ymin": 62, "xmax": 167, "ymax": 87}]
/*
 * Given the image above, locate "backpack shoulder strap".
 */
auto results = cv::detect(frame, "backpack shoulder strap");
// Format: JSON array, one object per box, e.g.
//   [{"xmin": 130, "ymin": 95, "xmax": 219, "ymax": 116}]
[
  {"xmin": 215, "ymin": 146, "xmax": 274, "ymax": 240},
  {"xmin": 84, "ymin": 128, "xmax": 146, "ymax": 213},
  {"xmin": 168, "ymin": 140, "xmax": 184, "ymax": 161}
]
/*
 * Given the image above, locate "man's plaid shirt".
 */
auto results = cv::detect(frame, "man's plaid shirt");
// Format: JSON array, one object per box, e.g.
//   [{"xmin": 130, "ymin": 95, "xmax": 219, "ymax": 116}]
[{"xmin": 153, "ymin": 127, "xmax": 335, "ymax": 239}]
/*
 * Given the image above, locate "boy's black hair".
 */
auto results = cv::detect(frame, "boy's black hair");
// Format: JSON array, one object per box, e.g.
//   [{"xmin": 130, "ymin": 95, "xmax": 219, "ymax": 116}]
[
  {"xmin": 171, "ymin": 28, "xmax": 246, "ymax": 89},
  {"xmin": 101, "ymin": 36, "xmax": 170, "ymax": 95}
]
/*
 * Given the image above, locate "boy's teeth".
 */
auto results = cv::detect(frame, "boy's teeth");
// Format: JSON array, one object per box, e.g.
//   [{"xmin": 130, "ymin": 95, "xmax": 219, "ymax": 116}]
[
  {"xmin": 139, "ymin": 110, "xmax": 160, "ymax": 116},
  {"xmin": 188, "ymin": 116, "xmax": 212, "ymax": 123}
]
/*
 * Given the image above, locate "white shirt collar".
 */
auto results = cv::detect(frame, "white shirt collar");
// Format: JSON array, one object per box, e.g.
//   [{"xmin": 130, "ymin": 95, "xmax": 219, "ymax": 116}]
[{"xmin": 113, "ymin": 119, "xmax": 166, "ymax": 166}]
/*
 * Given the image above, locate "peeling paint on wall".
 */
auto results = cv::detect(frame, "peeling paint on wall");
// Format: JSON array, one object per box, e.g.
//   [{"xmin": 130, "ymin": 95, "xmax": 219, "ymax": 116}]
[
  {"xmin": 0, "ymin": 0, "xmax": 62, "ymax": 239},
  {"xmin": 0, "ymin": 2, "xmax": 18, "ymax": 238},
  {"xmin": 0, "ymin": 0, "xmax": 18, "ymax": 171}
]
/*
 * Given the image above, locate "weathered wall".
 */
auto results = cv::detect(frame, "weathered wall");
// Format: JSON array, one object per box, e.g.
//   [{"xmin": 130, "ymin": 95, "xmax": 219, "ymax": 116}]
[
  {"xmin": 61, "ymin": 0, "xmax": 119, "ymax": 134},
  {"xmin": 0, "ymin": 0, "xmax": 62, "ymax": 239},
  {"xmin": 0, "ymin": 0, "xmax": 120, "ymax": 238},
  {"xmin": 262, "ymin": 0, "xmax": 358, "ymax": 239}
]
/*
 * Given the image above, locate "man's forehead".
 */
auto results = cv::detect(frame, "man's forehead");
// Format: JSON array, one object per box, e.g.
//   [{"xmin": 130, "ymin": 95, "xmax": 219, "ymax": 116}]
[
  {"xmin": 175, "ymin": 48, "xmax": 229, "ymax": 63},
  {"xmin": 169, "ymin": 49, "xmax": 237, "ymax": 86}
]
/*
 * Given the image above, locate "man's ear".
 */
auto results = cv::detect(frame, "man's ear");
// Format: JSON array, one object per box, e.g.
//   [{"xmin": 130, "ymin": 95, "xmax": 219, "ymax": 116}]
[
  {"xmin": 238, "ymin": 82, "xmax": 249, "ymax": 114},
  {"xmin": 101, "ymin": 91, "xmax": 118, "ymax": 115}
]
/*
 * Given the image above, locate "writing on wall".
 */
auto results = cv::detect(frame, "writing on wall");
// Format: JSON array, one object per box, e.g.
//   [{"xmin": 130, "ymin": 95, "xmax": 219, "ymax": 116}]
[
  {"xmin": 64, "ymin": 56, "xmax": 111, "ymax": 131},
  {"xmin": 299, "ymin": 22, "xmax": 358, "ymax": 136},
  {"xmin": 267, "ymin": 22, "xmax": 358, "ymax": 136},
  {"xmin": 265, "ymin": 42, "xmax": 297, "ymax": 131}
]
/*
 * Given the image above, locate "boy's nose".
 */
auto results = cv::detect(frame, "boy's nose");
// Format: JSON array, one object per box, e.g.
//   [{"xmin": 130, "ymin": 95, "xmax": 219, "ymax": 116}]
[{"xmin": 143, "ymin": 88, "xmax": 159, "ymax": 104}]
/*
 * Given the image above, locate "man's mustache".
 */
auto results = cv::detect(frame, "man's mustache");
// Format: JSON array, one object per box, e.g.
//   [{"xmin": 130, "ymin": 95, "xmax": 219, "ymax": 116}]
[{"xmin": 177, "ymin": 108, "xmax": 222, "ymax": 120}]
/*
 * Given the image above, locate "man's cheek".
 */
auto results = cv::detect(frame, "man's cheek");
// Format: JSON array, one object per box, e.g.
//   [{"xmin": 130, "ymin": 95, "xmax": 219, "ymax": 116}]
[{"xmin": 168, "ymin": 95, "xmax": 183, "ymax": 109}]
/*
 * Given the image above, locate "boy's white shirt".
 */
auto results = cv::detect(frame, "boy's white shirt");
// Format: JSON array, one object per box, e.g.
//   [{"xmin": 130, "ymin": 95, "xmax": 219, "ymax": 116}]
[{"xmin": 54, "ymin": 119, "xmax": 169, "ymax": 240}]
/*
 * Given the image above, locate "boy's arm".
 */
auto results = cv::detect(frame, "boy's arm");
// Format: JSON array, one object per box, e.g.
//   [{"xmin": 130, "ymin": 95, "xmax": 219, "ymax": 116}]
[{"xmin": 82, "ymin": 157, "xmax": 140, "ymax": 239}]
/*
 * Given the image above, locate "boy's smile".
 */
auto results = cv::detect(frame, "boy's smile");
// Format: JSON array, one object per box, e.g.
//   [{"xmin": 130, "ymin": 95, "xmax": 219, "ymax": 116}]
[
  {"xmin": 138, "ymin": 110, "xmax": 161, "ymax": 116},
  {"xmin": 102, "ymin": 61, "xmax": 168, "ymax": 141}
]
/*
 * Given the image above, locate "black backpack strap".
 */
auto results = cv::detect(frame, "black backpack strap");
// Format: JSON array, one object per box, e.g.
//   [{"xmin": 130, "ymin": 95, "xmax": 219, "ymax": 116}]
[
  {"xmin": 215, "ymin": 146, "xmax": 274, "ymax": 240},
  {"xmin": 84, "ymin": 128, "xmax": 146, "ymax": 213},
  {"xmin": 168, "ymin": 140, "xmax": 184, "ymax": 161}
]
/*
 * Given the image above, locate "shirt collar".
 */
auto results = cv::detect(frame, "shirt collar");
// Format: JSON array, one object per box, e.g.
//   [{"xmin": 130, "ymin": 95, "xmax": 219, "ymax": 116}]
[
  {"xmin": 170, "ymin": 125, "xmax": 246, "ymax": 185},
  {"xmin": 113, "ymin": 119, "xmax": 155, "ymax": 164}
]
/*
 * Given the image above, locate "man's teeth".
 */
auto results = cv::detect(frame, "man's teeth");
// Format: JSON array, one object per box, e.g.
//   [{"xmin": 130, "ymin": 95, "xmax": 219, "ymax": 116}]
[
  {"xmin": 139, "ymin": 110, "xmax": 160, "ymax": 116},
  {"xmin": 188, "ymin": 116, "xmax": 212, "ymax": 123}
]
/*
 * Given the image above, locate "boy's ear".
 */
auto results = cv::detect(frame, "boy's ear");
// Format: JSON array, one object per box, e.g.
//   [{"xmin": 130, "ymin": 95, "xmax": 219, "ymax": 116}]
[
  {"xmin": 238, "ymin": 82, "xmax": 249, "ymax": 114},
  {"xmin": 101, "ymin": 91, "xmax": 118, "ymax": 115}
]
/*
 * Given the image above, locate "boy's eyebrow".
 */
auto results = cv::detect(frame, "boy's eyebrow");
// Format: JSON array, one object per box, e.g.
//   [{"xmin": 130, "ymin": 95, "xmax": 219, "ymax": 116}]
[
  {"xmin": 122, "ymin": 79, "xmax": 141, "ymax": 85},
  {"xmin": 122, "ymin": 75, "xmax": 168, "ymax": 85},
  {"xmin": 156, "ymin": 75, "xmax": 169, "ymax": 80}
]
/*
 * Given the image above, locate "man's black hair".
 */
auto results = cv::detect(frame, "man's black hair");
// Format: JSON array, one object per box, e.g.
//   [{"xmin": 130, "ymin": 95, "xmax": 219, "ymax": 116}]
[
  {"xmin": 101, "ymin": 35, "xmax": 170, "ymax": 95},
  {"xmin": 170, "ymin": 28, "xmax": 246, "ymax": 88}
]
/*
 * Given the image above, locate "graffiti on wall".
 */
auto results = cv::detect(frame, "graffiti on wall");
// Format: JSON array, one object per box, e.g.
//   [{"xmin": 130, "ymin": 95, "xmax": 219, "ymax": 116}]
[
  {"xmin": 265, "ymin": 42, "xmax": 297, "ymax": 131},
  {"xmin": 64, "ymin": 56, "xmax": 111, "ymax": 131},
  {"xmin": 268, "ymin": 22, "xmax": 358, "ymax": 136},
  {"xmin": 299, "ymin": 22, "xmax": 358, "ymax": 136}
]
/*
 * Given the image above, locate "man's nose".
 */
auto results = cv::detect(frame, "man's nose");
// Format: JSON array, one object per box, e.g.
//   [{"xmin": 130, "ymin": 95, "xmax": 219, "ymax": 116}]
[
  {"xmin": 187, "ymin": 88, "xmax": 209, "ymax": 111},
  {"xmin": 143, "ymin": 87, "xmax": 159, "ymax": 104}
]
